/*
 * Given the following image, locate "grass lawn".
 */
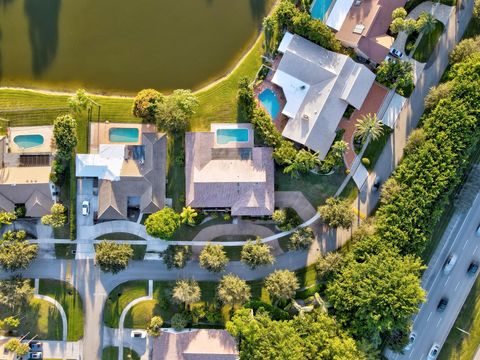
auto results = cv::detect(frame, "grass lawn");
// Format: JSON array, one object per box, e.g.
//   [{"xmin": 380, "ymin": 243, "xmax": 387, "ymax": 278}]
[
  {"xmin": 102, "ymin": 346, "xmax": 139, "ymax": 360},
  {"xmin": 166, "ymin": 134, "xmax": 186, "ymax": 211},
  {"xmin": 39, "ymin": 279, "xmax": 84, "ymax": 341},
  {"xmin": 413, "ymin": 21, "xmax": 445, "ymax": 63},
  {"xmin": 103, "ymin": 281, "xmax": 148, "ymax": 328},
  {"xmin": 275, "ymin": 167, "xmax": 347, "ymax": 209},
  {"xmin": 464, "ymin": 13, "xmax": 480, "ymax": 39},
  {"xmin": 54, "ymin": 244, "xmax": 77, "ymax": 259},
  {"xmin": 439, "ymin": 276, "xmax": 480, "ymax": 360},
  {"xmin": 173, "ymin": 217, "xmax": 230, "ymax": 241},
  {"xmin": 360, "ymin": 126, "xmax": 392, "ymax": 172}
]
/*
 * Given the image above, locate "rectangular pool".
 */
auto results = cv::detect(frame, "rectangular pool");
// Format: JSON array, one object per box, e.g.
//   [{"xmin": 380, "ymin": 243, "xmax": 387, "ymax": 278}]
[
  {"xmin": 216, "ymin": 128, "xmax": 249, "ymax": 145},
  {"xmin": 258, "ymin": 88, "xmax": 281, "ymax": 119},
  {"xmin": 109, "ymin": 127, "xmax": 139, "ymax": 142},
  {"xmin": 311, "ymin": 0, "xmax": 333, "ymax": 21}
]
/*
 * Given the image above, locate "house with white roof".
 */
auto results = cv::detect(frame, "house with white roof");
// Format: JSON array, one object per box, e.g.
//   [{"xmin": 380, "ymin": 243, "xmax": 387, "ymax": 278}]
[{"xmin": 272, "ymin": 32, "xmax": 376, "ymax": 160}]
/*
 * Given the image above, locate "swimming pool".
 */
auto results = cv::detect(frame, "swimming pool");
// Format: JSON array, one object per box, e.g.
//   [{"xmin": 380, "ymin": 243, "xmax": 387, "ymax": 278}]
[
  {"xmin": 13, "ymin": 134, "xmax": 44, "ymax": 149},
  {"xmin": 311, "ymin": 0, "xmax": 333, "ymax": 21},
  {"xmin": 258, "ymin": 88, "xmax": 281, "ymax": 119},
  {"xmin": 109, "ymin": 128, "xmax": 139, "ymax": 142},
  {"xmin": 216, "ymin": 128, "xmax": 249, "ymax": 145}
]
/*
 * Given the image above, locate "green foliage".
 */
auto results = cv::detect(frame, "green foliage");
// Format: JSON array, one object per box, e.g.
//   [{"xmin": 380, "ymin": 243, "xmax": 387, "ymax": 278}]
[
  {"xmin": 272, "ymin": 209, "xmax": 287, "ymax": 225},
  {"xmin": 53, "ymin": 114, "xmax": 78, "ymax": 160},
  {"xmin": 217, "ymin": 274, "xmax": 251, "ymax": 306},
  {"xmin": 41, "ymin": 203, "xmax": 67, "ymax": 229},
  {"xmin": 240, "ymin": 238, "xmax": 274, "ymax": 269},
  {"xmin": 449, "ymin": 35, "xmax": 480, "ymax": 64},
  {"xmin": 145, "ymin": 208, "xmax": 181, "ymax": 239},
  {"xmin": 391, "ymin": 7, "xmax": 407, "ymax": 20},
  {"xmin": 226, "ymin": 308, "xmax": 366, "ymax": 360},
  {"xmin": 147, "ymin": 316, "xmax": 164, "ymax": 337},
  {"xmin": 376, "ymin": 60, "xmax": 414, "ymax": 96},
  {"xmin": 0, "ymin": 316, "xmax": 20, "ymax": 330},
  {"xmin": 244, "ymin": 300, "xmax": 291, "ymax": 320},
  {"xmin": 318, "ymin": 197, "xmax": 354, "ymax": 229},
  {"xmin": 403, "ymin": 128, "xmax": 426, "ymax": 156},
  {"xmin": 251, "ymin": 107, "xmax": 283, "ymax": 147},
  {"xmin": 263, "ymin": 16, "xmax": 277, "ymax": 55},
  {"xmin": 95, "ymin": 241, "xmax": 134, "ymax": 274},
  {"xmin": 199, "ymin": 244, "xmax": 229, "ymax": 273},
  {"xmin": 288, "ymin": 227, "xmax": 315, "ymax": 251},
  {"xmin": 172, "ymin": 279, "xmax": 201, "ymax": 310},
  {"xmin": 361, "ymin": 157, "xmax": 370, "ymax": 166},
  {"xmin": 326, "ymin": 249, "xmax": 426, "ymax": 345},
  {"xmin": 0, "ymin": 276, "xmax": 33, "ymax": 310},
  {"xmin": 416, "ymin": 11, "xmax": 436, "ymax": 34},
  {"xmin": 237, "ymin": 77, "xmax": 256, "ymax": 119},
  {"xmin": 50, "ymin": 159, "xmax": 66, "ymax": 186},
  {"xmin": 180, "ymin": 206, "xmax": 198, "ymax": 225},
  {"xmin": 0, "ymin": 211, "xmax": 16, "ymax": 226},
  {"xmin": 156, "ymin": 89, "xmax": 199, "ymax": 132},
  {"xmin": 316, "ymin": 251, "xmax": 343, "ymax": 281},
  {"xmin": 265, "ymin": 269, "xmax": 299, "ymax": 302},
  {"xmin": 132, "ymin": 88, "xmax": 164, "ymax": 121},
  {"xmin": 4, "ymin": 338, "xmax": 29, "ymax": 356},
  {"xmin": 68, "ymin": 89, "xmax": 92, "ymax": 114},
  {"xmin": 170, "ymin": 313, "xmax": 188, "ymax": 331},
  {"xmin": 272, "ymin": 208, "xmax": 302, "ymax": 231},
  {"xmin": 0, "ymin": 230, "xmax": 38, "ymax": 272},
  {"xmin": 163, "ymin": 245, "xmax": 192, "ymax": 269},
  {"xmin": 424, "ymin": 82, "xmax": 453, "ymax": 111}
]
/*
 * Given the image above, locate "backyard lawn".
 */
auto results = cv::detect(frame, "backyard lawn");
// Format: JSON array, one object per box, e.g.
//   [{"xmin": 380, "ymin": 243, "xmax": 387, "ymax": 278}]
[
  {"xmin": 39, "ymin": 279, "xmax": 84, "ymax": 341},
  {"xmin": 413, "ymin": 21, "xmax": 445, "ymax": 63},
  {"xmin": 103, "ymin": 281, "xmax": 148, "ymax": 328}
]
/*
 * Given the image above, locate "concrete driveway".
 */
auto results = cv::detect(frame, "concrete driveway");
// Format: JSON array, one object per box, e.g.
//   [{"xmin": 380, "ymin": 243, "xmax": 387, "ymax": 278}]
[{"xmin": 77, "ymin": 178, "xmax": 97, "ymax": 228}]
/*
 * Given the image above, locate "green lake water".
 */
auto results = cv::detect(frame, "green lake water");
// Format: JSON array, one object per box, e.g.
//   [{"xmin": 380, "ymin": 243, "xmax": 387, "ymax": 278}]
[{"xmin": 0, "ymin": 0, "xmax": 272, "ymax": 94}]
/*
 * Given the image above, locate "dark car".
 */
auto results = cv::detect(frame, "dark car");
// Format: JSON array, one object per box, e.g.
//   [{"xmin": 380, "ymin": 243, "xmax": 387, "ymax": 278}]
[
  {"xmin": 372, "ymin": 176, "xmax": 381, "ymax": 192},
  {"xmin": 437, "ymin": 298, "xmax": 448, "ymax": 312},
  {"xmin": 468, "ymin": 262, "xmax": 479, "ymax": 275},
  {"xmin": 29, "ymin": 341, "xmax": 42, "ymax": 351}
]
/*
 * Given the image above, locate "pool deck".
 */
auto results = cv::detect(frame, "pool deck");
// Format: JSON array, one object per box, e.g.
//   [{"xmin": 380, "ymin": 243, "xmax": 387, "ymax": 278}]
[
  {"xmin": 89, "ymin": 122, "xmax": 156, "ymax": 153},
  {"xmin": 210, "ymin": 123, "xmax": 253, "ymax": 149},
  {"xmin": 7, "ymin": 125, "xmax": 54, "ymax": 153}
]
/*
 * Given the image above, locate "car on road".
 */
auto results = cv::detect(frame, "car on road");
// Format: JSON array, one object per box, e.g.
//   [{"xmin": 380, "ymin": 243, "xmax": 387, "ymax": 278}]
[
  {"xmin": 427, "ymin": 344, "xmax": 440, "ymax": 359},
  {"xmin": 476, "ymin": 223, "xmax": 480, "ymax": 236},
  {"xmin": 443, "ymin": 254, "xmax": 458, "ymax": 275},
  {"xmin": 404, "ymin": 332, "xmax": 416, "ymax": 351},
  {"xmin": 389, "ymin": 47, "xmax": 404, "ymax": 58},
  {"xmin": 28, "ymin": 352, "xmax": 43, "ymax": 359},
  {"xmin": 82, "ymin": 200, "xmax": 90, "ymax": 216},
  {"xmin": 468, "ymin": 262, "xmax": 479, "ymax": 275},
  {"xmin": 29, "ymin": 341, "xmax": 42, "ymax": 351},
  {"xmin": 131, "ymin": 330, "xmax": 147, "ymax": 338},
  {"xmin": 437, "ymin": 297, "xmax": 449, "ymax": 312}
]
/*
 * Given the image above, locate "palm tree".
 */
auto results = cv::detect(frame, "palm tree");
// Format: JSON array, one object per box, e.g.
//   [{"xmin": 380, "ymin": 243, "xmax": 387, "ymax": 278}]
[
  {"xmin": 417, "ymin": 12, "xmax": 436, "ymax": 35},
  {"xmin": 180, "ymin": 206, "xmax": 198, "ymax": 226},
  {"xmin": 331, "ymin": 140, "xmax": 349, "ymax": 157},
  {"xmin": 172, "ymin": 279, "xmax": 201, "ymax": 311},
  {"xmin": 354, "ymin": 113, "xmax": 384, "ymax": 144}
]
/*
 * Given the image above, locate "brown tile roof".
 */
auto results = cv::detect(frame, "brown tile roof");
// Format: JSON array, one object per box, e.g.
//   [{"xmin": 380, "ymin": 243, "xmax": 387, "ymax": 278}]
[
  {"xmin": 185, "ymin": 132, "xmax": 274, "ymax": 216},
  {"xmin": 97, "ymin": 132, "xmax": 167, "ymax": 220}
]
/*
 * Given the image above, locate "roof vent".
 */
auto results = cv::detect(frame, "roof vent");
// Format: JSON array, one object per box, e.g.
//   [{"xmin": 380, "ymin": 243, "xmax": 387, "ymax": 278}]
[
  {"xmin": 302, "ymin": 114, "xmax": 310, "ymax": 121},
  {"xmin": 300, "ymin": 85, "xmax": 306, "ymax": 90},
  {"xmin": 353, "ymin": 24, "xmax": 365, "ymax": 34}
]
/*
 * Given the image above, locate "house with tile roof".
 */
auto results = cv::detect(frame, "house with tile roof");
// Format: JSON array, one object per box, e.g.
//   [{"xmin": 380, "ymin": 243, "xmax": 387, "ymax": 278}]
[
  {"xmin": 0, "ymin": 136, "xmax": 55, "ymax": 217},
  {"xmin": 76, "ymin": 132, "xmax": 167, "ymax": 221},
  {"xmin": 185, "ymin": 124, "xmax": 274, "ymax": 217},
  {"xmin": 272, "ymin": 32, "xmax": 376, "ymax": 160}
]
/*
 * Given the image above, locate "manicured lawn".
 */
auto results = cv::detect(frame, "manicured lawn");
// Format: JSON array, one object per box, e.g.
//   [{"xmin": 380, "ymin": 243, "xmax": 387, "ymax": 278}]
[
  {"xmin": 439, "ymin": 276, "xmax": 480, "ymax": 360},
  {"xmin": 54, "ymin": 244, "xmax": 76, "ymax": 259},
  {"xmin": 173, "ymin": 217, "xmax": 230, "ymax": 241},
  {"xmin": 39, "ymin": 279, "xmax": 84, "ymax": 341},
  {"xmin": 360, "ymin": 126, "xmax": 392, "ymax": 172},
  {"xmin": 166, "ymin": 134, "xmax": 186, "ymax": 211},
  {"xmin": 102, "ymin": 346, "xmax": 139, "ymax": 360},
  {"xmin": 413, "ymin": 21, "xmax": 445, "ymax": 63},
  {"xmin": 275, "ymin": 167, "xmax": 347, "ymax": 208},
  {"xmin": 103, "ymin": 281, "xmax": 148, "ymax": 328}
]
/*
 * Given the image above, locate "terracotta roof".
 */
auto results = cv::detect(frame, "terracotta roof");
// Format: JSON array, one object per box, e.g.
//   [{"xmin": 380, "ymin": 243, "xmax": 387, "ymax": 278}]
[{"xmin": 185, "ymin": 132, "xmax": 274, "ymax": 216}]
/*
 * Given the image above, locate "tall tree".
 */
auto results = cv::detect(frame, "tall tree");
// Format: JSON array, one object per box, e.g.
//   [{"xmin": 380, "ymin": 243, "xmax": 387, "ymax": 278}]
[
  {"xmin": 156, "ymin": 89, "xmax": 198, "ymax": 132},
  {"xmin": 0, "ymin": 276, "xmax": 33, "ymax": 310},
  {"xmin": 199, "ymin": 244, "xmax": 229, "ymax": 273},
  {"xmin": 95, "ymin": 241, "xmax": 133, "ymax": 274},
  {"xmin": 217, "ymin": 274, "xmax": 251, "ymax": 307},
  {"xmin": 147, "ymin": 316, "xmax": 164, "ymax": 337},
  {"xmin": 416, "ymin": 11, "xmax": 436, "ymax": 34},
  {"xmin": 180, "ymin": 206, "xmax": 198, "ymax": 226},
  {"xmin": 240, "ymin": 239, "xmax": 274, "ymax": 269},
  {"xmin": 163, "ymin": 245, "xmax": 192, "ymax": 269},
  {"xmin": 0, "ymin": 211, "xmax": 16, "ymax": 227},
  {"xmin": 145, "ymin": 208, "xmax": 181, "ymax": 239},
  {"xmin": 41, "ymin": 203, "xmax": 67, "ymax": 228},
  {"xmin": 354, "ymin": 113, "xmax": 384, "ymax": 144},
  {"xmin": 53, "ymin": 114, "xmax": 77, "ymax": 160},
  {"xmin": 264, "ymin": 270, "xmax": 299, "ymax": 304},
  {"xmin": 132, "ymin": 88, "xmax": 164, "ymax": 121},
  {"xmin": 172, "ymin": 279, "xmax": 201, "ymax": 311},
  {"xmin": 0, "ymin": 230, "xmax": 38, "ymax": 271},
  {"xmin": 68, "ymin": 89, "xmax": 91, "ymax": 114},
  {"xmin": 288, "ymin": 227, "xmax": 315, "ymax": 251},
  {"xmin": 318, "ymin": 197, "xmax": 354, "ymax": 229}
]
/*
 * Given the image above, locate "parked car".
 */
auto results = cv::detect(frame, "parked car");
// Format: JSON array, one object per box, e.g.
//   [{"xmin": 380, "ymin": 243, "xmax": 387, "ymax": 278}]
[
  {"xmin": 384, "ymin": 55, "xmax": 393, "ymax": 63},
  {"xmin": 28, "ymin": 352, "xmax": 43, "ymax": 359},
  {"xmin": 476, "ymin": 223, "xmax": 480, "ymax": 236},
  {"xmin": 29, "ymin": 341, "xmax": 42, "ymax": 351},
  {"xmin": 389, "ymin": 47, "xmax": 404, "ymax": 58},
  {"xmin": 404, "ymin": 332, "xmax": 416, "ymax": 351},
  {"xmin": 372, "ymin": 176, "xmax": 381, "ymax": 191},
  {"xmin": 82, "ymin": 200, "xmax": 90, "ymax": 216},
  {"xmin": 437, "ymin": 298, "xmax": 448, "ymax": 312},
  {"xmin": 131, "ymin": 330, "xmax": 147, "ymax": 338},
  {"xmin": 467, "ymin": 262, "xmax": 479, "ymax": 275},
  {"xmin": 443, "ymin": 254, "xmax": 458, "ymax": 275},
  {"xmin": 427, "ymin": 344, "xmax": 440, "ymax": 359}
]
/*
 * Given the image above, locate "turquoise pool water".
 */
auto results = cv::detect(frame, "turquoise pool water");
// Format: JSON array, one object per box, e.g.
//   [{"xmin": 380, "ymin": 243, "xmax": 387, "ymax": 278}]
[
  {"xmin": 109, "ymin": 128, "xmax": 139, "ymax": 142},
  {"xmin": 216, "ymin": 128, "xmax": 249, "ymax": 145},
  {"xmin": 258, "ymin": 88, "xmax": 281, "ymax": 119},
  {"xmin": 13, "ymin": 134, "xmax": 44, "ymax": 149},
  {"xmin": 311, "ymin": 0, "xmax": 333, "ymax": 20}
]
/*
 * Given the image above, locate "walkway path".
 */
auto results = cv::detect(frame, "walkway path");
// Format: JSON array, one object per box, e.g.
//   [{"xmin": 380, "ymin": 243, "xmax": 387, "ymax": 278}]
[
  {"xmin": 118, "ymin": 280, "xmax": 153, "ymax": 360},
  {"xmin": 274, "ymin": 191, "xmax": 316, "ymax": 220},
  {"xmin": 34, "ymin": 278, "xmax": 68, "ymax": 343}
]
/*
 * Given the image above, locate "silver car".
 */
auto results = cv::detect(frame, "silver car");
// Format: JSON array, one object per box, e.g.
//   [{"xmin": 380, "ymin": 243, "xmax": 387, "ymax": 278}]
[
  {"xmin": 427, "ymin": 344, "xmax": 440, "ymax": 359},
  {"xmin": 443, "ymin": 254, "xmax": 458, "ymax": 275}
]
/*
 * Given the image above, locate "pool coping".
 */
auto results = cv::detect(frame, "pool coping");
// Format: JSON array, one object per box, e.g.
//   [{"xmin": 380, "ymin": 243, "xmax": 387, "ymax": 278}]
[{"xmin": 7, "ymin": 125, "xmax": 54, "ymax": 153}]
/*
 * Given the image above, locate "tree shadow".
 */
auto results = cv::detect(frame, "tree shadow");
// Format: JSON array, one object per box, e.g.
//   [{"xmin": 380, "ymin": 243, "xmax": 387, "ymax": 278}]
[
  {"xmin": 249, "ymin": 0, "xmax": 268, "ymax": 25},
  {"xmin": 24, "ymin": 0, "xmax": 61, "ymax": 77}
]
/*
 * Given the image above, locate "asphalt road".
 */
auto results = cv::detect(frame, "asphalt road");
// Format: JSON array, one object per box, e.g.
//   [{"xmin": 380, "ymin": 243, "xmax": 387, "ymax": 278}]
[{"xmin": 387, "ymin": 190, "xmax": 480, "ymax": 360}]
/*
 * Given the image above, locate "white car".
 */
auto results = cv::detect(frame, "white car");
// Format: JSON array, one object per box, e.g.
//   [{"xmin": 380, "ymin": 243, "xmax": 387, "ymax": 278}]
[
  {"xmin": 82, "ymin": 200, "xmax": 90, "ymax": 216},
  {"xmin": 427, "ymin": 344, "xmax": 440, "ymax": 359},
  {"xmin": 28, "ymin": 352, "xmax": 43, "ymax": 359},
  {"xmin": 443, "ymin": 254, "xmax": 458, "ymax": 275},
  {"xmin": 404, "ymin": 332, "xmax": 416, "ymax": 351},
  {"xmin": 389, "ymin": 47, "xmax": 404, "ymax": 58},
  {"xmin": 131, "ymin": 330, "xmax": 147, "ymax": 338}
]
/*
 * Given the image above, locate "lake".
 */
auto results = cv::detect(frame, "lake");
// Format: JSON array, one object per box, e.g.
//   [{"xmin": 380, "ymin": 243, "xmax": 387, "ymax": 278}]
[{"xmin": 0, "ymin": 0, "xmax": 272, "ymax": 94}]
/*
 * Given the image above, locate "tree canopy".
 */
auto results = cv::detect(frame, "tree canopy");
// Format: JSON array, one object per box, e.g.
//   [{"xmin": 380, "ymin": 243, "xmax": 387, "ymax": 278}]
[
  {"xmin": 172, "ymin": 279, "xmax": 201, "ymax": 310},
  {"xmin": 217, "ymin": 274, "xmax": 251, "ymax": 307},
  {"xmin": 318, "ymin": 197, "xmax": 354, "ymax": 229},
  {"xmin": 264, "ymin": 269, "xmax": 299, "ymax": 303},
  {"xmin": 41, "ymin": 203, "xmax": 67, "ymax": 228},
  {"xmin": 145, "ymin": 208, "xmax": 181, "ymax": 239},
  {"xmin": 0, "ymin": 230, "xmax": 38, "ymax": 272},
  {"xmin": 240, "ymin": 239, "xmax": 274, "ymax": 269},
  {"xmin": 0, "ymin": 276, "xmax": 33, "ymax": 310},
  {"xmin": 132, "ymin": 88, "xmax": 164, "ymax": 121},
  {"xmin": 156, "ymin": 89, "xmax": 198, "ymax": 132},
  {"xmin": 199, "ymin": 244, "xmax": 229, "ymax": 272},
  {"xmin": 53, "ymin": 114, "xmax": 78, "ymax": 161},
  {"xmin": 95, "ymin": 241, "xmax": 134, "ymax": 274}
]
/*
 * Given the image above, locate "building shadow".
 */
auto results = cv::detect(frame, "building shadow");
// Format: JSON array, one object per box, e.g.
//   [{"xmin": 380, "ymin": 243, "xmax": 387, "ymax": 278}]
[{"xmin": 24, "ymin": 0, "xmax": 61, "ymax": 77}]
